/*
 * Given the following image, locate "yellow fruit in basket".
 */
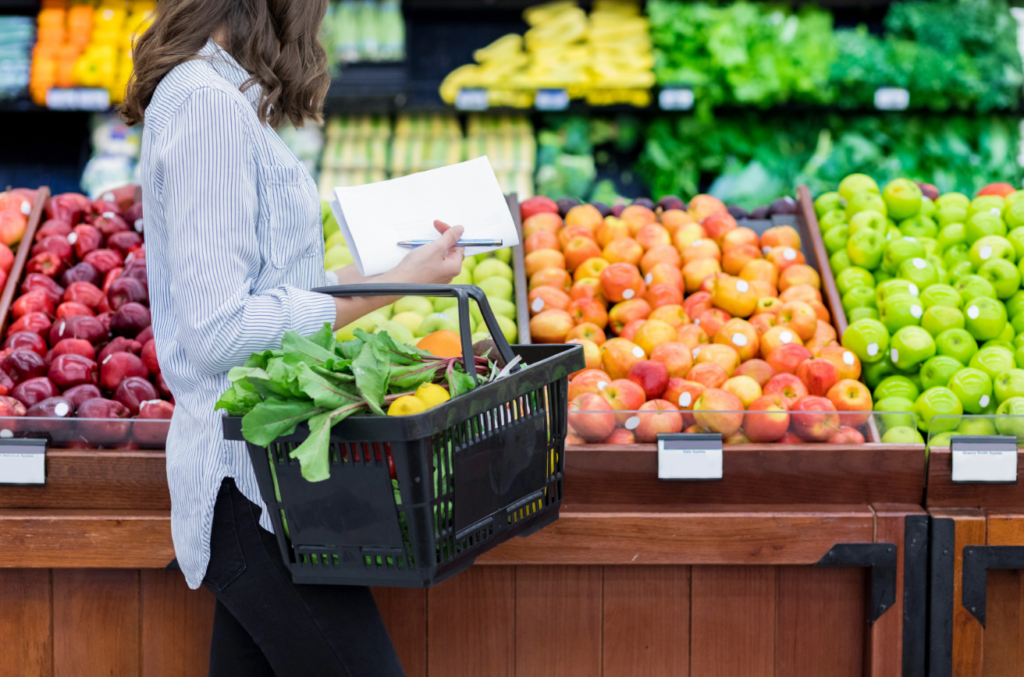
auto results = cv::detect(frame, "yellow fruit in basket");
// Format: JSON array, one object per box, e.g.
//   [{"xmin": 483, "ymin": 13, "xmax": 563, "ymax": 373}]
[
  {"xmin": 388, "ymin": 396, "xmax": 427, "ymax": 417},
  {"xmin": 326, "ymin": 231, "xmax": 348, "ymax": 250},
  {"xmin": 415, "ymin": 383, "xmax": 451, "ymax": 409}
]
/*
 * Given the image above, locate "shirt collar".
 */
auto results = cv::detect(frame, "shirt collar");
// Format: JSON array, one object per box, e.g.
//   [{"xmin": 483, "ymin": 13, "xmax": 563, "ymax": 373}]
[{"xmin": 198, "ymin": 38, "xmax": 262, "ymax": 110}]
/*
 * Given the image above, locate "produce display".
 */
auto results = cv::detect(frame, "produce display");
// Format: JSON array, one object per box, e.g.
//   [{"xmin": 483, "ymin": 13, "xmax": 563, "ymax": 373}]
[
  {"xmin": 0, "ymin": 17, "xmax": 34, "ymax": 101},
  {"xmin": 519, "ymin": 193, "xmax": 872, "ymax": 445},
  {"xmin": 323, "ymin": 0, "xmax": 405, "ymax": 68},
  {"xmin": 439, "ymin": 0, "xmax": 655, "ymax": 108},
  {"xmin": 0, "ymin": 186, "xmax": 174, "ymax": 445},
  {"xmin": 821, "ymin": 176, "xmax": 1024, "ymax": 444}
]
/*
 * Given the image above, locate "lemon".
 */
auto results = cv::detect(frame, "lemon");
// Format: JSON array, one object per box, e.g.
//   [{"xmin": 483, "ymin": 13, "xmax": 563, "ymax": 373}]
[
  {"xmin": 387, "ymin": 396, "xmax": 427, "ymax": 416},
  {"xmin": 415, "ymin": 383, "xmax": 451, "ymax": 409}
]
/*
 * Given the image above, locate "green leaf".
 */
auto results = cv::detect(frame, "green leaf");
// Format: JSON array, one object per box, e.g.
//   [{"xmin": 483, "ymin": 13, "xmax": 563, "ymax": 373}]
[
  {"xmin": 289, "ymin": 402, "xmax": 365, "ymax": 482},
  {"xmin": 227, "ymin": 366, "xmax": 269, "ymax": 384},
  {"xmin": 352, "ymin": 340, "xmax": 390, "ymax": 415},
  {"xmin": 281, "ymin": 330, "xmax": 337, "ymax": 366},
  {"xmin": 294, "ymin": 362, "xmax": 362, "ymax": 409},
  {"xmin": 307, "ymin": 323, "xmax": 338, "ymax": 352},
  {"xmin": 388, "ymin": 361, "xmax": 444, "ymax": 392},
  {"xmin": 446, "ymin": 362, "xmax": 477, "ymax": 398},
  {"xmin": 311, "ymin": 364, "xmax": 354, "ymax": 382},
  {"xmin": 241, "ymin": 399, "xmax": 321, "ymax": 447},
  {"xmin": 254, "ymin": 358, "xmax": 304, "ymax": 399},
  {"xmin": 214, "ymin": 381, "xmax": 262, "ymax": 416},
  {"xmin": 337, "ymin": 337, "xmax": 366, "ymax": 360}
]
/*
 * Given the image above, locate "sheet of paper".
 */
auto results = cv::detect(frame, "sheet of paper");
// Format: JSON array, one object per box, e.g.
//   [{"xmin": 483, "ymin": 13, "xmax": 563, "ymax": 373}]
[{"xmin": 329, "ymin": 156, "xmax": 519, "ymax": 277}]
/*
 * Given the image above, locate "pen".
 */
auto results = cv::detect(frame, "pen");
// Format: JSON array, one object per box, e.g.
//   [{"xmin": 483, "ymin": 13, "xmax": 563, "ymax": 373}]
[{"xmin": 397, "ymin": 239, "xmax": 503, "ymax": 248}]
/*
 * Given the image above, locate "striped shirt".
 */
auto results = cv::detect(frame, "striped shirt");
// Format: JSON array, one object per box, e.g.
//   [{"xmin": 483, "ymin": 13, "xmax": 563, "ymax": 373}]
[{"xmin": 140, "ymin": 39, "xmax": 337, "ymax": 589}]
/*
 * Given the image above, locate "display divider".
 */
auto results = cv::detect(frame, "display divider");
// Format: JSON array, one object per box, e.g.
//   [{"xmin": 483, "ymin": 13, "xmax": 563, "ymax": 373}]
[
  {"xmin": 0, "ymin": 186, "xmax": 49, "ymax": 338},
  {"xmin": 506, "ymin": 193, "xmax": 531, "ymax": 345}
]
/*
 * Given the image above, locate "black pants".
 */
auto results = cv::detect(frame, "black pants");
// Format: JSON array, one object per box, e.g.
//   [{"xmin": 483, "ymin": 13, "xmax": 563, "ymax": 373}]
[{"xmin": 203, "ymin": 478, "xmax": 406, "ymax": 677}]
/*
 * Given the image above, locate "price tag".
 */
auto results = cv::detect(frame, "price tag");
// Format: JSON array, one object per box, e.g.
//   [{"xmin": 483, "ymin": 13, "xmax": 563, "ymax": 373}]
[
  {"xmin": 0, "ymin": 438, "xmax": 47, "ymax": 486},
  {"xmin": 657, "ymin": 433, "xmax": 722, "ymax": 481},
  {"xmin": 535, "ymin": 88, "xmax": 569, "ymax": 111},
  {"xmin": 874, "ymin": 87, "xmax": 910, "ymax": 111},
  {"xmin": 46, "ymin": 88, "xmax": 111, "ymax": 111},
  {"xmin": 951, "ymin": 435, "xmax": 1018, "ymax": 484},
  {"xmin": 658, "ymin": 87, "xmax": 694, "ymax": 111},
  {"xmin": 455, "ymin": 88, "xmax": 489, "ymax": 111}
]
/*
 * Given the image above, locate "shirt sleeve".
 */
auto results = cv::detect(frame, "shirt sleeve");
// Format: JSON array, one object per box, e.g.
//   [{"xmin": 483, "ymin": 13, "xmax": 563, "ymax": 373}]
[{"xmin": 159, "ymin": 88, "xmax": 337, "ymax": 377}]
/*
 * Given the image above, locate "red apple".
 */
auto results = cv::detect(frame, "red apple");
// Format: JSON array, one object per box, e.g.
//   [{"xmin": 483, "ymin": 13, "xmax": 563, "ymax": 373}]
[
  {"xmin": 569, "ymin": 393, "xmax": 616, "ymax": 442},
  {"xmin": 789, "ymin": 396, "xmax": 840, "ymax": 442},
  {"xmin": 766, "ymin": 343, "xmax": 813, "ymax": 375},
  {"xmin": 602, "ymin": 429, "xmax": 636, "ymax": 444},
  {"xmin": 99, "ymin": 352, "xmax": 148, "ymax": 392},
  {"xmin": 777, "ymin": 432, "xmax": 805, "ymax": 444},
  {"xmin": 692, "ymin": 388, "xmax": 744, "ymax": 436},
  {"xmin": 626, "ymin": 360, "xmax": 669, "ymax": 400},
  {"xmin": 825, "ymin": 379, "xmax": 873, "ymax": 428},
  {"xmin": 795, "ymin": 358, "xmax": 839, "ymax": 397},
  {"xmin": 662, "ymin": 378, "xmax": 705, "ymax": 427},
  {"xmin": 734, "ymin": 358, "xmax": 775, "ymax": 387},
  {"xmin": 600, "ymin": 379, "xmax": 647, "ymax": 424},
  {"xmin": 568, "ymin": 369, "xmax": 612, "ymax": 401},
  {"xmin": 743, "ymin": 395, "xmax": 790, "ymax": 442},
  {"xmin": 828, "ymin": 427, "xmax": 866, "ymax": 444},
  {"xmin": 634, "ymin": 399, "xmax": 684, "ymax": 442},
  {"xmin": 763, "ymin": 373, "xmax": 809, "ymax": 408}
]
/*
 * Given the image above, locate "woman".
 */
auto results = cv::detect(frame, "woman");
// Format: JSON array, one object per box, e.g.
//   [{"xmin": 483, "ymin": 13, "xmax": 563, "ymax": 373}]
[{"xmin": 122, "ymin": 2, "xmax": 463, "ymax": 674}]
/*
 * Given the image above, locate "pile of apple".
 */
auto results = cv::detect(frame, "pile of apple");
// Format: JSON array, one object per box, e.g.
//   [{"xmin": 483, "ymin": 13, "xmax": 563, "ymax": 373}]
[
  {"xmin": 518, "ymin": 194, "xmax": 873, "ymax": 445},
  {"xmin": 822, "ymin": 175, "xmax": 1024, "ymax": 444},
  {"xmin": 0, "ymin": 187, "xmax": 174, "ymax": 445}
]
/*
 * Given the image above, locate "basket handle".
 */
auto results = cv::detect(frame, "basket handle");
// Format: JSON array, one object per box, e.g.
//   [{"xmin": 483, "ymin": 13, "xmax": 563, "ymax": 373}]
[{"xmin": 312, "ymin": 283, "xmax": 519, "ymax": 385}]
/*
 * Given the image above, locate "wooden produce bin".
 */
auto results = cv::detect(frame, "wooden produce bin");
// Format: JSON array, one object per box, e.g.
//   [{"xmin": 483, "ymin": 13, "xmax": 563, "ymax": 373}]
[{"xmin": 926, "ymin": 445, "xmax": 1024, "ymax": 676}]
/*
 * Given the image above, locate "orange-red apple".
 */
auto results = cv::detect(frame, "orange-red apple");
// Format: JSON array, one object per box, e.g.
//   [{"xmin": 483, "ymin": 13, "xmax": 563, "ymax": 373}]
[
  {"xmin": 600, "ymin": 338, "xmax": 646, "ymax": 380},
  {"xmin": 692, "ymin": 387, "xmax": 744, "ymax": 435},
  {"xmin": 790, "ymin": 396, "xmax": 840, "ymax": 442},
  {"xmin": 795, "ymin": 358, "xmax": 839, "ymax": 397},
  {"xmin": 568, "ymin": 393, "xmax": 616, "ymax": 442},
  {"xmin": 735, "ymin": 359, "xmax": 775, "ymax": 387},
  {"xmin": 627, "ymin": 360, "xmax": 669, "ymax": 400},
  {"xmin": 826, "ymin": 379, "xmax": 872, "ymax": 428},
  {"xmin": 763, "ymin": 373, "xmax": 809, "ymax": 408},
  {"xmin": 566, "ymin": 322, "xmax": 607, "ymax": 346},
  {"xmin": 530, "ymin": 309, "xmax": 574, "ymax": 344},
  {"xmin": 634, "ymin": 399, "xmax": 684, "ymax": 442},
  {"xmin": 650, "ymin": 342, "xmax": 693, "ymax": 379}
]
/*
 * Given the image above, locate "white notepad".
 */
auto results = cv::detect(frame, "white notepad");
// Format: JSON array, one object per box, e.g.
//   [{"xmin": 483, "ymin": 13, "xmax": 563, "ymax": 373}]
[{"xmin": 329, "ymin": 156, "xmax": 520, "ymax": 277}]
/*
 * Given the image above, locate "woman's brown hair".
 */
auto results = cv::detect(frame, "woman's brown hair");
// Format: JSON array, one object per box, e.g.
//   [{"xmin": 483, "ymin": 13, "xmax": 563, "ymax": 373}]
[{"xmin": 121, "ymin": 0, "xmax": 330, "ymax": 129}]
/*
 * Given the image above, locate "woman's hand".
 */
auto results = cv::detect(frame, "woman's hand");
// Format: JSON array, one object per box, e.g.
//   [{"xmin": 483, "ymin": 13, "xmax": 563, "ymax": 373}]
[{"xmin": 391, "ymin": 221, "xmax": 465, "ymax": 284}]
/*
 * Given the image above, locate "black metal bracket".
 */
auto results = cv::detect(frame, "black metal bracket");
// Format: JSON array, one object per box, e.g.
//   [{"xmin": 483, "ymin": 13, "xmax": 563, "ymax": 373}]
[
  {"xmin": 962, "ymin": 545, "xmax": 1024, "ymax": 627},
  {"xmin": 816, "ymin": 542, "xmax": 897, "ymax": 623},
  {"xmin": 903, "ymin": 515, "xmax": 929, "ymax": 677},
  {"xmin": 928, "ymin": 518, "xmax": 955, "ymax": 677}
]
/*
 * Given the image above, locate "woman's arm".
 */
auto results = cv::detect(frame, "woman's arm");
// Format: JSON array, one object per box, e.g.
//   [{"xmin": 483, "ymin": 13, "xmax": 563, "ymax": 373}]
[{"xmin": 161, "ymin": 89, "xmax": 339, "ymax": 377}]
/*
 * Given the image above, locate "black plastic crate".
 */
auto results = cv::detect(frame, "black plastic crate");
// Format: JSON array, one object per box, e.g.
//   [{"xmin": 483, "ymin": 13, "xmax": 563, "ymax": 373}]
[{"xmin": 223, "ymin": 284, "xmax": 584, "ymax": 587}]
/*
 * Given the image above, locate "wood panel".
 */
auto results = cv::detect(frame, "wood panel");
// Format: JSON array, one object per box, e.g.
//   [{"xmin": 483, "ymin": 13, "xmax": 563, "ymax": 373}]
[
  {"xmin": 933, "ymin": 509, "xmax": 987, "ymax": 677},
  {"xmin": 926, "ymin": 448, "xmax": 1024, "ymax": 509},
  {"xmin": 869, "ymin": 506, "xmax": 925, "ymax": 677},
  {"xmin": 427, "ymin": 566, "xmax": 514, "ymax": 677},
  {"xmin": 602, "ymin": 565, "xmax": 690, "ymax": 677},
  {"xmin": 373, "ymin": 587, "xmax": 427, "ymax": 677},
  {"xmin": 563, "ymin": 446, "xmax": 925, "ymax": 506},
  {"xmin": 480, "ymin": 505, "xmax": 874, "ymax": 566},
  {"xmin": 0, "ymin": 569, "xmax": 52, "ymax": 677},
  {"xmin": 140, "ymin": 569, "xmax": 216, "ymax": 677},
  {"xmin": 515, "ymin": 566, "xmax": 601, "ymax": 677},
  {"xmin": 690, "ymin": 566, "xmax": 776, "ymax": 677},
  {"xmin": 52, "ymin": 569, "xmax": 140, "ymax": 677},
  {"xmin": 0, "ymin": 450, "xmax": 170, "ymax": 510},
  {"xmin": 986, "ymin": 513, "xmax": 1024, "ymax": 546},
  {"xmin": 982, "ymin": 570, "xmax": 1024, "ymax": 677},
  {"xmin": 775, "ymin": 566, "xmax": 864, "ymax": 677},
  {"xmin": 0, "ymin": 510, "xmax": 173, "ymax": 567}
]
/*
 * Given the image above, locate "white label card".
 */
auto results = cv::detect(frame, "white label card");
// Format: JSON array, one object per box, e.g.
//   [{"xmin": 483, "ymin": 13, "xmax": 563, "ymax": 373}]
[
  {"xmin": 658, "ymin": 434, "xmax": 723, "ymax": 481},
  {"xmin": 874, "ymin": 87, "xmax": 910, "ymax": 111},
  {"xmin": 951, "ymin": 436, "xmax": 1018, "ymax": 484},
  {"xmin": 455, "ymin": 88, "xmax": 489, "ymax": 111},
  {"xmin": 659, "ymin": 87, "xmax": 694, "ymax": 111},
  {"xmin": 535, "ymin": 89, "xmax": 569, "ymax": 111},
  {"xmin": 46, "ymin": 88, "xmax": 111, "ymax": 111},
  {"xmin": 0, "ymin": 440, "xmax": 46, "ymax": 486}
]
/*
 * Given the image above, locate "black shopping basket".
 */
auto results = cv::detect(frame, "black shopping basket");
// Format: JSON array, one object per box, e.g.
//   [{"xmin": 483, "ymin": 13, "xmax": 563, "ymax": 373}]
[{"xmin": 222, "ymin": 284, "xmax": 585, "ymax": 587}]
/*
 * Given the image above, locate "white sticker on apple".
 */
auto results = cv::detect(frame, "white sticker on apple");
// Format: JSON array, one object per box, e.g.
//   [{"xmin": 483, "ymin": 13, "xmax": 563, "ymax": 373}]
[
  {"xmin": 908, "ymin": 283, "xmax": 919, "ymax": 297},
  {"xmin": 20, "ymin": 201, "xmax": 31, "ymax": 216},
  {"xmin": 980, "ymin": 245, "xmax": 993, "ymax": 261},
  {"xmin": 981, "ymin": 395, "xmax": 991, "ymax": 407},
  {"xmin": 867, "ymin": 343, "xmax": 879, "ymax": 357},
  {"xmin": 632, "ymin": 346, "xmax": 645, "ymax": 359},
  {"xmin": 58, "ymin": 321, "xmax": 66, "ymax": 337},
  {"xmin": 694, "ymin": 318, "xmax": 700, "ymax": 326},
  {"xmin": 780, "ymin": 331, "xmax": 793, "ymax": 344},
  {"xmin": 55, "ymin": 402, "xmax": 69, "ymax": 417},
  {"xmin": 692, "ymin": 239, "xmax": 703, "ymax": 247},
  {"xmin": 624, "ymin": 416, "xmax": 640, "ymax": 431},
  {"xmin": 693, "ymin": 348, "xmax": 701, "ymax": 358},
  {"xmin": 531, "ymin": 298, "xmax": 544, "ymax": 313},
  {"xmin": 598, "ymin": 381, "xmax": 608, "ymax": 391},
  {"xmin": 736, "ymin": 280, "xmax": 749, "ymax": 293},
  {"xmin": 911, "ymin": 305, "xmax": 923, "ymax": 318},
  {"xmin": 732, "ymin": 333, "xmax": 747, "ymax": 347},
  {"xmin": 135, "ymin": 219, "xmax": 144, "ymax": 233},
  {"xmin": 891, "ymin": 348, "xmax": 899, "ymax": 363},
  {"xmin": 904, "ymin": 236, "xmax": 916, "ymax": 241},
  {"xmin": 0, "ymin": 429, "xmax": 12, "ymax": 438},
  {"xmin": 991, "ymin": 207, "xmax": 1002, "ymax": 216},
  {"xmin": 439, "ymin": 313, "xmax": 449, "ymax": 320},
  {"xmin": 784, "ymin": 248, "xmax": 797, "ymax": 261},
  {"xmin": 623, "ymin": 289, "xmax": 635, "ymax": 300},
  {"xmin": 102, "ymin": 211, "xmax": 116, "ymax": 219},
  {"xmin": 843, "ymin": 351, "xmax": 855, "ymax": 366},
  {"xmin": 67, "ymin": 233, "xmax": 78, "ymax": 245},
  {"xmin": 645, "ymin": 273, "xmax": 653, "ymax": 285},
  {"xmin": 679, "ymin": 392, "xmax": 692, "ymax": 407},
  {"xmin": 912, "ymin": 258, "xmax": 927, "ymax": 270},
  {"xmin": 763, "ymin": 246, "xmax": 771, "ymax": 255},
  {"xmin": 102, "ymin": 192, "xmax": 115, "ymax": 203},
  {"xmin": 967, "ymin": 305, "xmax": 980, "ymax": 319}
]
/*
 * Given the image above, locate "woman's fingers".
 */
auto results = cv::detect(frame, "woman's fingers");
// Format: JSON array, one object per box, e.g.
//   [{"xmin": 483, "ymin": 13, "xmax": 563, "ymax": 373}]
[{"xmin": 433, "ymin": 219, "xmax": 452, "ymax": 235}]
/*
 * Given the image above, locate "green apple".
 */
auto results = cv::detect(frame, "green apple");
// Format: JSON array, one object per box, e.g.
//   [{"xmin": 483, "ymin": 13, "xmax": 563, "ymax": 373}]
[
  {"xmin": 847, "ymin": 229, "xmax": 885, "ymax": 269},
  {"xmin": 875, "ymin": 375, "xmax": 920, "ymax": 401},
  {"xmin": 823, "ymin": 225, "xmax": 850, "ymax": 256},
  {"xmin": 877, "ymin": 279, "xmax": 919, "ymax": 303},
  {"xmin": 323, "ymin": 244, "xmax": 355, "ymax": 271},
  {"xmin": 937, "ymin": 206, "xmax": 968, "ymax": 228},
  {"xmin": 836, "ymin": 267, "xmax": 876, "ymax": 296},
  {"xmin": 935, "ymin": 328, "xmax": 979, "ymax": 365},
  {"xmin": 920, "ymin": 355, "xmax": 964, "ymax": 390},
  {"xmin": 966, "ymin": 211, "xmax": 1006, "ymax": 243},
  {"xmin": 391, "ymin": 311, "xmax": 425, "ymax": 335},
  {"xmin": 882, "ymin": 427, "xmax": 926, "ymax": 444},
  {"xmin": 434, "ymin": 297, "xmax": 458, "ymax": 313},
  {"xmin": 948, "ymin": 368, "xmax": 994, "ymax": 414},
  {"xmin": 969, "ymin": 345, "xmax": 1016, "ymax": 379},
  {"xmin": 494, "ymin": 248, "xmax": 512, "ymax": 264},
  {"xmin": 1015, "ymin": 256, "xmax": 1024, "ymax": 289},
  {"xmin": 937, "ymin": 192, "xmax": 971, "ymax": 210},
  {"xmin": 375, "ymin": 320, "xmax": 415, "ymax": 345},
  {"xmin": 451, "ymin": 268, "xmax": 473, "ymax": 285},
  {"xmin": 471, "ymin": 332, "xmax": 492, "ymax": 343},
  {"xmin": 874, "ymin": 396, "xmax": 917, "ymax": 431},
  {"xmin": 994, "ymin": 368, "xmax": 1024, "ymax": 404},
  {"xmin": 875, "ymin": 269, "xmax": 894, "ymax": 284},
  {"xmin": 899, "ymin": 215, "xmax": 938, "ymax": 239},
  {"xmin": 913, "ymin": 387, "xmax": 963, "ymax": 433},
  {"xmin": 394, "ymin": 296, "xmax": 435, "ymax": 317},
  {"xmin": 473, "ymin": 259, "xmax": 513, "ymax": 284},
  {"xmin": 495, "ymin": 315, "xmax": 517, "ymax": 343},
  {"xmin": 1007, "ymin": 228, "xmax": 1024, "ymax": 262},
  {"xmin": 848, "ymin": 192, "xmax": 888, "ymax": 219},
  {"xmin": 968, "ymin": 195, "xmax": 1006, "ymax": 220},
  {"xmin": 487, "ymin": 297, "xmax": 517, "ymax": 320},
  {"xmin": 461, "ymin": 256, "xmax": 477, "ymax": 271},
  {"xmin": 957, "ymin": 417, "xmax": 998, "ymax": 436},
  {"xmin": 322, "ymin": 200, "xmax": 341, "ymax": 238},
  {"xmin": 864, "ymin": 357, "xmax": 897, "ymax": 389},
  {"xmin": 879, "ymin": 293, "xmax": 923, "ymax": 333},
  {"xmin": 842, "ymin": 286, "xmax": 878, "ymax": 314},
  {"xmin": 1006, "ymin": 201, "xmax": 1024, "ymax": 230},
  {"xmin": 849, "ymin": 307, "xmax": 880, "ymax": 322},
  {"xmin": 929, "ymin": 431, "xmax": 954, "ymax": 449},
  {"xmin": 820, "ymin": 209, "xmax": 849, "ymax": 233},
  {"xmin": 1016, "ymin": 335, "xmax": 1024, "ymax": 368},
  {"xmin": 416, "ymin": 312, "xmax": 460, "ymax": 337},
  {"xmin": 830, "ymin": 249, "xmax": 853, "ymax": 274},
  {"xmin": 943, "ymin": 244, "xmax": 971, "ymax": 270},
  {"xmin": 814, "ymin": 192, "xmax": 845, "ymax": 217},
  {"xmin": 882, "ymin": 179, "xmax": 923, "ymax": 221},
  {"xmin": 1013, "ymin": 313, "xmax": 1024, "ymax": 335},
  {"xmin": 937, "ymin": 222, "xmax": 968, "ymax": 251},
  {"xmin": 969, "ymin": 235, "xmax": 1016, "ymax": 268},
  {"xmin": 1007, "ymin": 190, "xmax": 1024, "ymax": 207},
  {"xmin": 848, "ymin": 209, "xmax": 889, "ymax": 237},
  {"xmin": 839, "ymin": 173, "xmax": 880, "ymax": 202},
  {"xmin": 978, "ymin": 258, "xmax": 1021, "ymax": 299},
  {"xmin": 890, "ymin": 326, "xmax": 936, "ymax": 370},
  {"xmin": 964, "ymin": 297, "xmax": 1008, "ymax": 341},
  {"xmin": 336, "ymin": 311, "xmax": 387, "ymax": 341},
  {"xmin": 919, "ymin": 284, "xmax": 962, "ymax": 309},
  {"xmin": 886, "ymin": 226, "xmax": 902, "ymax": 242},
  {"xmin": 929, "ymin": 255, "xmax": 949, "ymax": 283},
  {"xmin": 954, "ymin": 275, "xmax": 998, "ymax": 303},
  {"xmin": 842, "ymin": 318, "xmax": 890, "ymax": 364},
  {"xmin": 995, "ymin": 397, "xmax": 1024, "ymax": 439},
  {"xmin": 478, "ymin": 277, "xmax": 513, "ymax": 300},
  {"xmin": 919, "ymin": 237, "xmax": 939, "ymax": 257},
  {"xmin": 921, "ymin": 305, "xmax": 965, "ymax": 336},
  {"xmin": 921, "ymin": 196, "xmax": 936, "ymax": 220},
  {"xmin": 897, "ymin": 257, "xmax": 940, "ymax": 290},
  {"xmin": 882, "ymin": 237, "xmax": 926, "ymax": 273}
]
